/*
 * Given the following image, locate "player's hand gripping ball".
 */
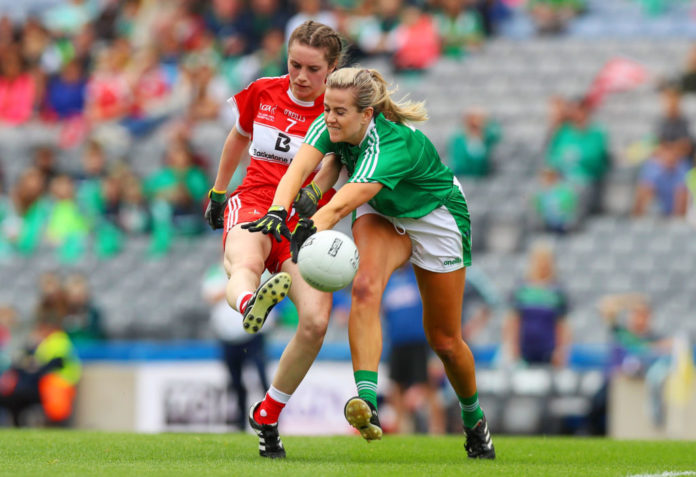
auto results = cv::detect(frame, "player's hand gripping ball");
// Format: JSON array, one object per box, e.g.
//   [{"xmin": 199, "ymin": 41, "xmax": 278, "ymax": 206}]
[{"xmin": 297, "ymin": 230, "xmax": 359, "ymax": 292}]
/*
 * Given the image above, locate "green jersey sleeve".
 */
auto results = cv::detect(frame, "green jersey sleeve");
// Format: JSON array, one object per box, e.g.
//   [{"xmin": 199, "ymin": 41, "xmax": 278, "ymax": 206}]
[{"xmin": 303, "ymin": 114, "xmax": 336, "ymax": 155}]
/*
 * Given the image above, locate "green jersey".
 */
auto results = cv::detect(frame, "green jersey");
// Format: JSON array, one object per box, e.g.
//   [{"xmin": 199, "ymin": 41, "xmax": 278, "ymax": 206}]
[{"xmin": 305, "ymin": 113, "xmax": 458, "ymax": 219}]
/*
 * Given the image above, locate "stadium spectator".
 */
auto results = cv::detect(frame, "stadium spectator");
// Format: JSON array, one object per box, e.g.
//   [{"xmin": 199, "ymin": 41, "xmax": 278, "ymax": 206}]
[
  {"xmin": 20, "ymin": 17, "xmax": 51, "ymax": 70},
  {"xmin": 434, "ymin": 0, "xmax": 485, "ymax": 59},
  {"xmin": 84, "ymin": 41, "xmax": 133, "ymax": 124},
  {"xmin": 43, "ymin": 58, "xmax": 87, "ymax": 120},
  {"xmin": 184, "ymin": 52, "xmax": 228, "ymax": 125},
  {"xmin": 73, "ymin": 139, "xmax": 107, "ymax": 216},
  {"xmin": 545, "ymin": 96, "xmax": 610, "ymax": 214},
  {"xmin": 11, "ymin": 167, "xmax": 50, "ymax": 256},
  {"xmin": 587, "ymin": 293, "xmax": 672, "ymax": 434},
  {"xmin": 219, "ymin": 28, "xmax": 287, "ymax": 99},
  {"xmin": 500, "ymin": 240, "xmax": 571, "ymax": 367},
  {"xmin": 654, "ymin": 84, "xmax": 692, "ymax": 162},
  {"xmin": 62, "ymin": 272, "xmax": 106, "ymax": 344},
  {"xmin": 382, "ymin": 263, "xmax": 445, "ymax": 434},
  {"xmin": 42, "ymin": 174, "xmax": 90, "ymax": 262},
  {"xmin": 121, "ymin": 46, "xmax": 189, "ymax": 138},
  {"xmin": 285, "ymin": 0, "xmax": 339, "ymax": 41},
  {"xmin": 116, "ymin": 170, "xmax": 151, "ymax": 236},
  {"xmin": 391, "ymin": 5, "xmax": 440, "ymax": 73},
  {"xmin": 70, "ymin": 139, "xmax": 127, "ymax": 257},
  {"xmin": 0, "ymin": 311, "xmax": 81, "ymax": 427},
  {"xmin": 240, "ymin": 0, "xmax": 291, "ymax": 54},
  {"xmin": 203, "ymin": 21, "xmax": 343, "ymax": 459},
  {"xmin": 527, "ymin": 0, "xmax": 586, "ymax": 35},
  {"xmin": 32, "ymin": 145, "xmax": 59, "ymax": 183},
  {"xmin": 202, "ymin": 263, "xmax": 269, "ymax": 431},
  {"xmin": 203, "ymin": 0, "xmax": 249, "ymax": 55},
  {"xmin": 0, "ymin": 45, "xmax": 40, "ymax": 125},
  {"xmin": 447, "ymin": 108, "xmax": 501, "ymax": 178},
  {"xmin": 475, "ymin": 0, "xmax": 512, "ymax": 37},
  {"xmin": 259, "ymin": 66, "xmax": 496, "ymax": 459},
  {"xmin": 631, "ymin": 138, "xmax": 690, "ymax": 217},
  {"xmin": 41, "ymin": 0, "xmax": 97, "ymax": 37},
  {"xmin": 145, "ymin": 136, "xmax": 208, "ymax": 255},
  {"xmin": 529, "ymin": 167, "xmax": 581, "ymax": 234},
  {"xmin": 349, "ymin": 0, "xmax": 403, "ymax": 59}
]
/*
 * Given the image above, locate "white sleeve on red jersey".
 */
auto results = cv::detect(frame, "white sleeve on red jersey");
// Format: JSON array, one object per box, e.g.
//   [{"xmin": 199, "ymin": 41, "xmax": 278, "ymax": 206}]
[{"xmin": 228, "ymin": 79, "xmax": 261, "ymax": 137}]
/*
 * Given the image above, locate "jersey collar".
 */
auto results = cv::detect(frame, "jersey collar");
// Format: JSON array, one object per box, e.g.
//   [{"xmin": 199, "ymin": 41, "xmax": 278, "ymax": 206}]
[
  {"xmin": 358, "ymin": 117, "xmax": 377, "ymax": 148},
  {"xmin": 286, "ymin": 87, "xmax": 317, "ymax": 108}
]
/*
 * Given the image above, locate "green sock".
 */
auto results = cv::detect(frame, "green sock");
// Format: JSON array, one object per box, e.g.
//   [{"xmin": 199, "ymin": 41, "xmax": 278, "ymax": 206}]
[
  {"xmin": 354, "ymin": 370, "xmax": 378, "ymax": 409},
  {"xmin": 459, "ymin": 391, "xmax": 484, "ymax": 429}
]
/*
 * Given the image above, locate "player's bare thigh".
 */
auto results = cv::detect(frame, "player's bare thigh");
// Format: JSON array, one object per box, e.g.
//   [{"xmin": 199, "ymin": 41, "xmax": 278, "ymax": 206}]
[
  {"xmin": 223, "ymin": 225, "xmax": 273, "ymax": 278},
  {"xmin": 352, "ymin": 213, "xmax": 412, "ymax": 296},
  {"xmin": 414, "ymin": 266, "xmax": 466, "ymax": 337}
]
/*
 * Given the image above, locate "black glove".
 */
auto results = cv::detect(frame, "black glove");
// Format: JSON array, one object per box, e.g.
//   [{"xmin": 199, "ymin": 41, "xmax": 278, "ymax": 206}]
[
  {"xmin": 204, "ymin": 188, "xmax": 227, "ymax": 230},
  {"xmin": 241, "ymin": 205, "xmax": 291, "ymax": 243},
  {"xmin": 290, "ymin": 218, "xmax": 317, "ymax": 263},
  {"xmin": 293, "ymin": 181, "xmax": 322, "ymax": 218}
]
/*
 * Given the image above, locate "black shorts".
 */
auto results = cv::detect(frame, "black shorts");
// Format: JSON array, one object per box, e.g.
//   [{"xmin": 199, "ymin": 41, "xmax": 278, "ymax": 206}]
[{"xmin": 389, "ymin": 342, "xmax": 429, "ymax": 388}]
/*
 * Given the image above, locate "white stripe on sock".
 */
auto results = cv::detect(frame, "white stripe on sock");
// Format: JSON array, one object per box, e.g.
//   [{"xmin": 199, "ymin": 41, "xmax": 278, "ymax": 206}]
[
  {"xmin": 268, "ymin": 385, "xmax": 292, "ymax": 404},
  {"xmin": 460, "ymin": 400, "xmax": 480, "ymax": 413}
]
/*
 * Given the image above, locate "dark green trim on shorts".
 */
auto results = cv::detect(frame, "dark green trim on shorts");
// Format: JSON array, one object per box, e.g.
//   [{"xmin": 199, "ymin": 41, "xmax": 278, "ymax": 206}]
[{"xmin": 444, "ymin": 188, "xmax": 472, "ymax": 267}]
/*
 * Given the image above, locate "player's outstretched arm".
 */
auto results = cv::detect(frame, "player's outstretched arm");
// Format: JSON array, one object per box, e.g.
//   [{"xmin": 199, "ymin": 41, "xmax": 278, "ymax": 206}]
[
  {"xmin": 312, "ymin": 181, "xmax": 382, "ymax": 231},
  {"xmin": 271, "ymin": 143, "xmax": 325, "ymax": 210},
  {"xmin": 293, "ymin": 154, "xmax": 343, "ymax": 217},
  {"xmin": 313, "ymin": 154, "xmax": 342, "ymax": 193}
]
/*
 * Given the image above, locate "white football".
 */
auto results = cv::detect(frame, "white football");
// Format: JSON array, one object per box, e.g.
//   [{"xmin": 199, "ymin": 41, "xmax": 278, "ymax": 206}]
[{"xmin": 297, "ymin": 230, "xmax": 359, "ymax": 292}]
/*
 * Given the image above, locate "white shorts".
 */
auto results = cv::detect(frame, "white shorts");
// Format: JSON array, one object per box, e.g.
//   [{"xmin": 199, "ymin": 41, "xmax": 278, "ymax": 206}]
[{"xmin": 354, "ymin": 202, "xmax": 470, "ymax": 273}]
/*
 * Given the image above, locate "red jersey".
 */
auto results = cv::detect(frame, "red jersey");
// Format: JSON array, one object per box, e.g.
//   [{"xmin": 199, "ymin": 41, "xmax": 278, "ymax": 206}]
[{"xmin": 229, "ymin": 75, "xmax": 325, "ymax": 199}]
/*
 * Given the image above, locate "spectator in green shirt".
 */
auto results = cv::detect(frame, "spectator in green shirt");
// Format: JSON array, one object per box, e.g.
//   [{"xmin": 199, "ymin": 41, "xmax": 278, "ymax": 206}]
[
  {"xmin": 434, "ymin": 0, "xmax": 485, "ymax": 58},
  {"xmin": 531, "ymin": 167, "xmax": 581, "ymax": 234},
  {"xmin": 546, "ymin": 97, "xmax": 610, "ymax": 214},
  {"xmin": 447, "ymin": 108, "xmax": 501, "ymax": 178},
  {"xmin": 144, "ymin": 137, "xmax": 208, "ymax": 255}
]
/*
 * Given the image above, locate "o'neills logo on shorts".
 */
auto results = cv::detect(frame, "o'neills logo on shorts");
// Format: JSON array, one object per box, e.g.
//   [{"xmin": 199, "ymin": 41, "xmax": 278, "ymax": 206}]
[{"xmin": 442, "ymin": 257, "xmax": 463, "ymax": 266}]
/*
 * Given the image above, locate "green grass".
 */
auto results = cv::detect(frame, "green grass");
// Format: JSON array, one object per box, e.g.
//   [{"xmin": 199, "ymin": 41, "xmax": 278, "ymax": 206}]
[{"xmin": 1, "ymin": 430, "xmax": 695, "ymax": 477}]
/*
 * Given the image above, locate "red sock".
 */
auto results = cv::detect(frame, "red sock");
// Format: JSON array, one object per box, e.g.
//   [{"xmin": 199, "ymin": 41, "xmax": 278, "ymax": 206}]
[{"xmin": 254, "ymin": 394, "xmax": 286, "ymax": 425}]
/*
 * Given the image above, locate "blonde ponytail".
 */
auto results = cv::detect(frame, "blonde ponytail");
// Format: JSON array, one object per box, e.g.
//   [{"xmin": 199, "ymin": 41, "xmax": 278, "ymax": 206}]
[{"xmin": 326, "ymin": 67, "xmax": 428, "ymax": 123}]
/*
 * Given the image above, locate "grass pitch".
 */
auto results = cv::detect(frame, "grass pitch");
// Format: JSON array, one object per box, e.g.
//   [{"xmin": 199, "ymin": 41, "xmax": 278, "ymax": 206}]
[{"xmin": 1, "ymin": 430, "xmax": 695, "ymax": 477}]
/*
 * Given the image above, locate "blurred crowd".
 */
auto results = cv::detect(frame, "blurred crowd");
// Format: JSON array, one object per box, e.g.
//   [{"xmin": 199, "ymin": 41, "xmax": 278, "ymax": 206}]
[
  {"xmin": 1, "ymin": 0, "xmax": 693, "ymax": 264},
  {"xmin": 0, "ymin": 0, "xmax": 519, "ymax": 263}
]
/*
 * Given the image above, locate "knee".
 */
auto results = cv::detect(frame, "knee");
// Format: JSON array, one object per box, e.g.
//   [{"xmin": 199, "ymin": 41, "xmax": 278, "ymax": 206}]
[
  {"xmin": 427, "ymin": 334, "xmax": 460, "ymax": 364},
  {"xmin": 225, "ymin": 251, "xmax": 264, "ymax": 275},
  {"xmin": 351, "ymin": 273, "xmax": 383, "ymax": 308},
  {"xmin": 296, "ymin": 309, "xmax": 330, "ymax": 345}
]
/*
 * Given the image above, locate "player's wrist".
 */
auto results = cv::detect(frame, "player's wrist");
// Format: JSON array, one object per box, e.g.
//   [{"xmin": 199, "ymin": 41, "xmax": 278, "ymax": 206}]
[
  {"xmin": 308, "ymin": 181, "xmax": 322, "ymax": 200},
  {"xmin": 268, "ymin": 205, "xmax": 288, "ymax": 218},
  {"xmin": 208, "ymin": 188, "xmax": 227, "ymax": 202}
]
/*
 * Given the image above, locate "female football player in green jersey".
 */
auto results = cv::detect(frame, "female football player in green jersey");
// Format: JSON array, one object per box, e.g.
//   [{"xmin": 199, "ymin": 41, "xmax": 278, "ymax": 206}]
[{"xmin": 246, "ymin": 67, "xmax": 495, "ymax": 459}]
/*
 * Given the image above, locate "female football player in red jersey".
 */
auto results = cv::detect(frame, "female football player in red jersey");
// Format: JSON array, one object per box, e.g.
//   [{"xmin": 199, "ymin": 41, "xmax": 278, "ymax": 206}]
[{"xmin": 203, "ymin": 21, "xmax": 344, "ymax": 459}]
